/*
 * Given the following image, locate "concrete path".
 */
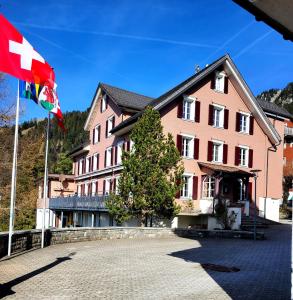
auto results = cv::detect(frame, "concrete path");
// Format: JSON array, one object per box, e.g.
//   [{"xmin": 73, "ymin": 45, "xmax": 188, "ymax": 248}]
[{"xmin": 0, "ymin": 224, "xmax": 291, "ymax": 299}]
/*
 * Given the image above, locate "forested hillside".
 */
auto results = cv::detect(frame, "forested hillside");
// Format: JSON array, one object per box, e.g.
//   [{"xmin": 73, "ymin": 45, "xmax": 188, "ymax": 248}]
[
  {"xmin": 257, "ymin": 82, "xmax": 293, "ymax": 114},
  {"xmin": 0, "ymin": 110, "xmax": 89, "ymax": 231}
]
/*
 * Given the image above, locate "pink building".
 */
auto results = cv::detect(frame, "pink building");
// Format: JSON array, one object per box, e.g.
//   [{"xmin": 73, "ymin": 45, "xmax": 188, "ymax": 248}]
[{"xmin": 49, "ymin": 54, "xmax": 290, "ymax": 228}]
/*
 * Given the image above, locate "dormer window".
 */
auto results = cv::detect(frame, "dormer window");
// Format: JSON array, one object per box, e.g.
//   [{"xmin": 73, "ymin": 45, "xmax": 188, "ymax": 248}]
[
  {"xmin": 215, "ymin": 71, "xmax": 225, "ymax": 92},
  {"xmin": 101, "ymin": 95, "xmax": 107, "ymax": 112}
]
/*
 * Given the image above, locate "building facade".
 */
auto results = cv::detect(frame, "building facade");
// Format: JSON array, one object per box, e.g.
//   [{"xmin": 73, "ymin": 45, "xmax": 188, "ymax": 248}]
[{"xmin": 48, "ymin": 54, "xmax": 290, "ymax": 228}]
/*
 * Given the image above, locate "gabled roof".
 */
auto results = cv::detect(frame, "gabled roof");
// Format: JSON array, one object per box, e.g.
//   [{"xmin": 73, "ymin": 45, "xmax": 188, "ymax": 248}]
[
  {"xmin": 84, "ymin": 83, "xmax": 153, "ymax": 130},
  {"xmin": 100, "ymin": 83, "xmax": 153, "ymax": 111},
  {"xmin": 257, "ymin": 99, "xmax": 292, "ymax": 120},
  {"xmin": 111, "ymin": 54, "xmax": 282, "ymax": 146}
]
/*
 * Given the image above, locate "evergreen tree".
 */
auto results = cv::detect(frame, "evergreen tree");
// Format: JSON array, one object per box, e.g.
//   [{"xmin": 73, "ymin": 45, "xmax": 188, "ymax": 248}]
[{"xmin": 107, "ymin": 107, "xmax": 183, "ymax": 226}]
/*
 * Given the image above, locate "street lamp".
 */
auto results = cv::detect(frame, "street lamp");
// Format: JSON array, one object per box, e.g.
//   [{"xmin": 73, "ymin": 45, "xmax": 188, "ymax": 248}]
[{"xmin": 250, "ymin": 169, "xmax": 261, "ymax": 241}]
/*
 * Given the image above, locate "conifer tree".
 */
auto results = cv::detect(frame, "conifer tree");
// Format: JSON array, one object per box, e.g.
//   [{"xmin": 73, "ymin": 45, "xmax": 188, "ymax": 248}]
[{"xmin": 107, "ymin": 107, "xmax": 183, "ymax": 226}]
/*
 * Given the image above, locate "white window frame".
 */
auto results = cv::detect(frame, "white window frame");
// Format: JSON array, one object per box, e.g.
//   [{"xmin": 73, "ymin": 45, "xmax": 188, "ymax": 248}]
[
  {"xmin": 181, "ymin": 134, "xmax": 194, "ymax": 159},
  {"xmin": 91, "ymin": 181, "xmax": 97, "ymax": 196},
  {"xmin": 78, "ymin": 159, "xmax": 83, "ymax": 175},
  {"xmin": 107, "ymin": 115, "xmax": 114, "ymax": 137},
  {"xmin": 85, "ymin": 182, "xmax": 89, "ymax": 196},
  {"xmin": 212, "ymin": 139, "xmax": 224, "ymax": 163},
  {"xmin": 213, "ymin": 104, "xmax": 224, "ymax": 128},
  {"xmin": 202, "ymin": 176, "xmax": 215, "ymax": 199},
  {"xmin": 86, "ymin": 156, "xmax": 91, "ymax": 173},
  {"xmin": 105, "ymin": 177, "xmax": 112, "ymax": 195},
  {"xmin": 239, "ymin": 145, "xmax": 249, "ymax": 167},
  {"xmin": 239, "ymin": 112, "xmax": 250, "ymax": 134},
  {"xmin": 180, "ymin": 173, "xmax": 193, "ymax": 199},
  {"xmin": 93, "ymin": 153, "xmax": 99, "ymax": 171},
  {"xmin": 116, "ymin": 142, "xmax": 124, "ymax": 165},
  {"xmin": 215, "ymin": 71, "xmax": 225, "ymax": 93},
  {"xmin": 106, "ymin": 147, "xmax": 112, "ymax": 167},
  {"xmin": 94, "ymin": 124, "xmax": 100, "ymax": 144},
  {"xmin": 77, "ymin": 185, "xmax": 81, "ymax": 196},
  {"xmin": 182, "ymin": 96, "xmax": 195, "ymax": 121},
  {"xmin": 115, "ymin": 176, "xmax": 120, "ymax": 194},
  {"xmin": 101, "ymin": 95, "xmax": 107, "ymax": 112}
]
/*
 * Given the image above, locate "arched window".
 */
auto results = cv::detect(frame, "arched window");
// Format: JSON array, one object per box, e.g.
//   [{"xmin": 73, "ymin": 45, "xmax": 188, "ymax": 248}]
[{"xmin": 202, "ymin": 176, "xmax": 215, "ymax": 199}]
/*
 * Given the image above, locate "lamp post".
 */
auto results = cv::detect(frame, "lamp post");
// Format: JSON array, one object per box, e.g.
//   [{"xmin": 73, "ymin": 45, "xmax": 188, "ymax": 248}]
[{"xmin": 251, "ymin": 169, "xmax": 261, "ymax": 241}]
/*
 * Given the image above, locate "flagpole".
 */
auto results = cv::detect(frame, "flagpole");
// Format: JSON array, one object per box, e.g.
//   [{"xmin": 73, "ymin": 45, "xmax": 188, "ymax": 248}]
[
  {"xmin": 41, "ymin": 112, "xmax": 50, "ymax": 249},
  {"xmin": 8, "ymin": 80, "xmax": 20, "ymax": 257}
]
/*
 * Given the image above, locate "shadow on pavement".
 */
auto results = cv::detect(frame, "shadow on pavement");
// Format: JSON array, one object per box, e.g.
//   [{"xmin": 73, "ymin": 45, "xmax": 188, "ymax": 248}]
[
  {"xmin": 0, "ymin": 252, "xmax": 76, "ymax": 299},
  {"xmin": 169, "ymin": 224, "xmax": 291, "ymax": 300}
]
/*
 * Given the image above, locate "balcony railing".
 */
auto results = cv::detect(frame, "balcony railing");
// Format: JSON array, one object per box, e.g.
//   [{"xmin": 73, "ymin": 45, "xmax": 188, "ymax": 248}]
[
  {"xmin": 49, "ymin": 195, "xmax": 109, "ymax": 211},
  {"xmin": 284, "ymin": 126, "xmax": 293, "ymax": 137}
]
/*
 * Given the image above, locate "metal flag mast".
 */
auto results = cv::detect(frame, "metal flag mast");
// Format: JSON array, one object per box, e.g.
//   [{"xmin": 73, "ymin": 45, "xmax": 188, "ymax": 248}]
[
  {"xmin": 41, "ymin": 112, "xmax": 50, "ymax": 249},
  {"xmin": 8, "ymin": 80, "xmax": 20, "ymax": 257}
]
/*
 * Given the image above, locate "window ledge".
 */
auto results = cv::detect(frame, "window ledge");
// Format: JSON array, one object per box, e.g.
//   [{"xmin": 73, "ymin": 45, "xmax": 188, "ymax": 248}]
[
  {"xmin": 182, "ymin": 156, "xmax": 194, "ymax": 160},
  {"xmin": 212, "ymin": 160, "xmax": 223, "ymax": 164},
  {"xmin": 182, "ymin": 118, "xmax": 195, "ymax": 123},
  {"xmin": 212, "ymin": 125, "xmax": 224, "ymax": 130},
  {"xmin": 180, "ymin": 197, "xmax": 192, "ymax": 200},
  {"xmin": 213, "ymin": 89, "xmax": 225, "ymax": 94}
]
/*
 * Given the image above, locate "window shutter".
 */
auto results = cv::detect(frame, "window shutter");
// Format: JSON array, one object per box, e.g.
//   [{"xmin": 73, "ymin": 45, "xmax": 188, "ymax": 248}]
[
  {"xmin": 100, "ymin": 98, "xmax": 103, "ymax": 113},
  {"xmin": 103, "ymin": 180, "xmax": 106, "ymax": 195},
  {"xmin": 207, "ymin": 141, "xmax": 213, "ymax": 162},
  {"xmin": 89, "ymin": 183, "xmax": 92, "ymax": 196},
  {"xmin": 208, "ymin": 105, "xmax": 214, "ymax": 125},
  {"xmin": 82, "ymin": 159, "xmax": 86, "ymax": 174},
  {"xmin": 194, "ymin": 138, "xmax": 199, "ymax": 160},
  {"xmin": 177, "ymin": 98, "xmax": 183, "ymax": 118},
  {"xmin": 224, "ymin": 109, "xmax": 229, "ymax": 129},
  {"xmin": 235, "ymin": 146, "xmax": 240, "ymax": 166},
  {"xmin": 110, "ymin": 180, "xmax": 113, "ymax": 192},
  {"xmin": 112, "ymin": 116, "xmax": 115, "ymax": 128},
  {"xmin": 77, "ymin": 161, "xmax": 80, "ymax": 175},
  {"xmin": 236, "ymin": 112, "xmax": 240, "ymax": 132},
  {"xmin": 113, "ymin": 178, "xmax": 116, "ymax": 193},
  {"xmin": 249, "ymin": 116, "xmax": 254, "ymax": 135},
  {"xmin": 105, "ymin": 95, "xmax": 108, "ymax": 109},
  {"xmin": 97, "ymin": 154, "xmax": 99, "ymax": 170},
  {"xmin": 89, "ymin": 157, "xmax": 92, "ymax": 172},
  {"xmin": 192, "ymin": 176, "xmax": 198, "ymax": 200},
  {"xmin": 111, "ymin": 147, "xmax": 114, "ymax": 166},
  {"xmin": 210, "ymin": 73, "xmax": 216, "ymax": 90},
  {"xmin": 105, "ymin": 120, "xmax": 108, "ymax": 138},
  {"xmin": 96, "ymin": 182, "xmax": 98, "ymax": 195},
  {"xmin": 127, "ymin": 140, "xmax": 131, "ymax": 152},
  {"xmin": 195, "ymin": 101, "xmax": 200, "ymax": 123},
  {"xmin": 177, "ymin": 135, "xmax": 182, "ymax": 155},
  {"xmin": 248, "ymin": 149, "xmax": 253, "ymax": 168},
  {"xmin": 223, "ymin": 144, "xmax": 228, "ymax": 164},
  {"xmin": 98, "ymin": 125, "xmax": 101, "ymax": 142},
  {"xmin": 104, "ymin": 150, "xmax": 107, "ymax": 167},
  {"xmin": 115, "ymin": 146, "xmax": 118, "ymax": 165},
  {"xmin": 224, "ymin": 76, "xmax": 228, "ymax": 94},
  {"xmin": 92, "ymin": 128, "xmax": 95, "ymax": 144}
]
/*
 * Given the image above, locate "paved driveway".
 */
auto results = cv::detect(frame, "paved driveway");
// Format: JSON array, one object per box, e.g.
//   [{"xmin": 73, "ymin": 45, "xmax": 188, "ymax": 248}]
[{"xmin": 0, "ymin": 224, "xmax": 291, "ymax": 299}]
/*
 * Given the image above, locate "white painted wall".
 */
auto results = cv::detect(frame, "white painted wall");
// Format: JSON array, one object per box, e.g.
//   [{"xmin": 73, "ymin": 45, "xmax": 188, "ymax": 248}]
[
  {"xmin": 200, "ymin": 199, "xmax": 214, "ymax": 214},
  {"xmin": 259, "ymin": 197, "xmax": 280, "ymax": 222},
  {"xmin": 207, "ymin": 207, "xmax": 241, "ymax": 230}
]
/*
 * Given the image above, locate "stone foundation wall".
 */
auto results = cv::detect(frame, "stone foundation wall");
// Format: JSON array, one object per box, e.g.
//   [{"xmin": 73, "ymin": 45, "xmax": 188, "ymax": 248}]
[{"xmin": 0, "ymin": 227, "xmax": 263, "ymax": 259}]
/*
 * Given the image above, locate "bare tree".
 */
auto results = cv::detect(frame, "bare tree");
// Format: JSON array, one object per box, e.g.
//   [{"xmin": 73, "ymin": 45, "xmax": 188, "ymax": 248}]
[{"xmin": 0, "ymin": 73, "xmax": 14, "ymax": 126}]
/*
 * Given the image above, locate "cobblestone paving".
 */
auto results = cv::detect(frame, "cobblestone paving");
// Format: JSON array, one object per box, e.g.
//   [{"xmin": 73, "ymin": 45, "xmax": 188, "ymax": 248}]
[{"xmin": 0, "ymin": 224, "xmax": 291, "ymax": 300}]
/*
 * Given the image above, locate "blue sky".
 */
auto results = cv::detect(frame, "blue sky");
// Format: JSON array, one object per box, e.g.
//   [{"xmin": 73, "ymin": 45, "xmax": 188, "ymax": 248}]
[{"xmin": 1, "ymin": 0, "xmax": 292, "ymax": 122}]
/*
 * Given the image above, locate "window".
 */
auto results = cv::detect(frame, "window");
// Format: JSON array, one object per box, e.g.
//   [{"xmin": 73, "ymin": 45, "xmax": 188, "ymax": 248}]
[
  {"xmin": 182, "ymin": 136, "xmax": 193, "ymax": 158},
  {"xmin": 202, "ymin": 176, "xmax": 215, "ymax": 199},
  {"xmin": 212, "ymin": 141, "xmax": 223, "ymax": 163},
  {"xmin": 116, "ymin": 142, "xmax": 123, "ymax": 165},
  {"xmin": 105, "ymin": 178, "xmax": 111, "ymax": 195},
  {"xmin": 106, "ymin": 147, "xmax": 112, "ymax": 167},
  {"xmin": 77, "ymin": 185, "xmax": 81, "ymax": 196},
  {"xmin": 240, "ymin": 113, "xmax": 250, "ymax": 133},
  {"xmin": 93, "ymin": 153, "xmax": 99, "ymax": 171},
  {"xmin": 115, "ymin": 176, "xmax": 120, "ymax": 194},
  {"xmin": 92, "ymin": 181, "xmax": 97, "ymax": 196},
  {"xmin": 78, "ymin": 159, "xmax": 83, "ymax": 175},
  {"xmin": 182, "ymin": 97, "xmax": 195, "ymax": 121},
  {"xmin": 215, "ymin": 72, "xmax": 225, "ymax": 92},
  {"xmin": 213, "ymin": 106, "xmax": 224, "ymax": 128},
  {"xmin": 85, "ymin": 183, "xmax": 89, "ymax": 196},
  {"xmin": 101, "ymin": 95, "xmax": 107, "ymax": 112},
  {"xmin": 86, "ymin": 156, "xmax": 91, "ymax": 173},
  {"xmin": 94, "ymin": 125, "xmax": 100, "ymax": 144},
  {"xmin": 239, "ymin": 146, "xmax": 249, "ymax": 167},
  {"xmin": 180, "ymin": 175, "xmax": 192, "ymax": 198},
  {"xmin": 107, "ymin": 116, "xmax": 114, "ymax": 137}
]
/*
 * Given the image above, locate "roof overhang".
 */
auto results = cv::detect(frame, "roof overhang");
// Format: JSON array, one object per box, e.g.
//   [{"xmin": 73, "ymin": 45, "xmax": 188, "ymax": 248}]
[
  {"xmin": 84, "ymin": 85, "xmax": 101, "ymax": 131},
  {"xmin": 233, "ymin": 0, "xmax": 293, "ymax": 42},
  {"xmin": 69, "ymin": 144, "xmax": 90, "ymax": 158},
  {"xmin": 198, "ymin": 162, "xmax": 254, "ymax": 177}
]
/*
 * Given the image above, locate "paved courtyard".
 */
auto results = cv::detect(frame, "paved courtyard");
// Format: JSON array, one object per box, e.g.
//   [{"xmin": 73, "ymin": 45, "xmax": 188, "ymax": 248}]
[{"xmin": 0, "ymin": 224, "xmax": 291, "ymax": 300}]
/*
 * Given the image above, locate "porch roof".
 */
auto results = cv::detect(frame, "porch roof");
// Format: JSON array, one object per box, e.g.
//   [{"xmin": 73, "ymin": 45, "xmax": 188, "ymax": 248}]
[{"xmin": 198, "ymin": 162, "xmax": 253, "ymax": 177}]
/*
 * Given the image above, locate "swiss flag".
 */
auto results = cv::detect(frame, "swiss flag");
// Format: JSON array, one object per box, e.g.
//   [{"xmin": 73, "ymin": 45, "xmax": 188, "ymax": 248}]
[{"xmin": 0, "ymin": 14, "xmax": 55, "ymax": 88}]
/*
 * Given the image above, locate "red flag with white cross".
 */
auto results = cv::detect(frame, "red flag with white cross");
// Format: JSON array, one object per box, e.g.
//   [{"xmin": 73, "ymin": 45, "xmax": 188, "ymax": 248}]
[{"xmin": 0, "ymin": 14, "xmax": 55, "ymax": 88}]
